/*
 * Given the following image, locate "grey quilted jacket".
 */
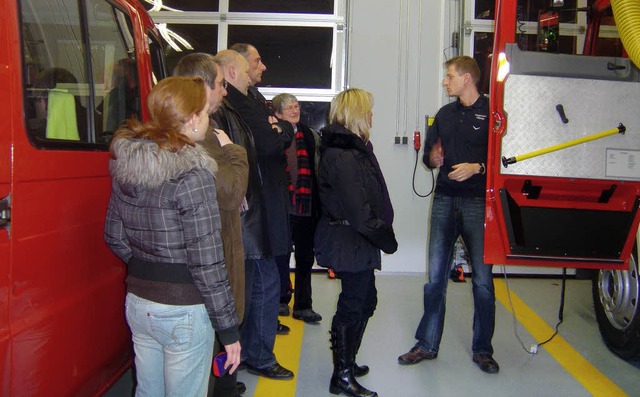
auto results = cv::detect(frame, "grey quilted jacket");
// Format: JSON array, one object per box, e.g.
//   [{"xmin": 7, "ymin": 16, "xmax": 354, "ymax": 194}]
[{"xmin": 104, "ymin": 138, "xmax": 239, "ymax": 343}]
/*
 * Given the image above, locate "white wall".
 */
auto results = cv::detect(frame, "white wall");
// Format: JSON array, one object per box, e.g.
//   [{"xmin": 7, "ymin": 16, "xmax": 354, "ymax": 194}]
[{"xmin": 347, "ymin": 0, "xmax": 450, "ymax": 274}]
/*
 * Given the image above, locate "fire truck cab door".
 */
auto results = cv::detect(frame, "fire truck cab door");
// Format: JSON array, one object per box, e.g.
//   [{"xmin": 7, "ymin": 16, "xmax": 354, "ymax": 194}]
[{"xmin": 0, "ymin": 3, "xmax": 13, "ymax": 389}]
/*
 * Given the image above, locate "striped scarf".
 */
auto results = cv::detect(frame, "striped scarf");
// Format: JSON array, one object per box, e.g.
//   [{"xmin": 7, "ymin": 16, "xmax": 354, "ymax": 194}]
[{"xmin": 287, "ymin": 129, "xmax": 313, "ymax": 216}]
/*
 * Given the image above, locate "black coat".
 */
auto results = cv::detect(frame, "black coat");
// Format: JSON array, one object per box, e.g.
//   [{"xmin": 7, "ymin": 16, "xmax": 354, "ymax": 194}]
[
  {"xmin": 314, "ymin": 123, "xmax": 397, "ymax": 273},
  {"xmin": 228, "ymin": 85, "xmax": 294, "ymax": 257},
  {"xmin": 212, "ymin": 94, "xmax": 270, "ymax": 260}
]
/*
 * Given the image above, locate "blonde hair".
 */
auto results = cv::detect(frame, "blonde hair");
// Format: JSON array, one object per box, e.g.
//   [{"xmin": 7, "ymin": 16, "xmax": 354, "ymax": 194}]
[
  {"xmin": 110, "ymin": 76, "xmax": 207, "ymax": 157},
  {"xmin": 329, "ymin": 88, "xmax": 373, "ymax": 142}
]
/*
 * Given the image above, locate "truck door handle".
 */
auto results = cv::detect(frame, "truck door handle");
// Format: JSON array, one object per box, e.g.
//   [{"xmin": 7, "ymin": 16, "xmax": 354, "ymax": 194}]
[
  {"xmin": 0, "ymin": 194, "xmax": 11, "ymax": 234},
  {"xmin": 607, "ymin": 62, "xmax": 626, "ymax": 71}
]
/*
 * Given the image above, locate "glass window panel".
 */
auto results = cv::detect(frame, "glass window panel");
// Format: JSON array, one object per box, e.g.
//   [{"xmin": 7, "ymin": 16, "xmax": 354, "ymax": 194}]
[
  {"xmin": 475, "ymin": 0, "xmax": 577, "ymax": 22},
  {"xmin": 138, "ymin": 0, "xmax": 219, "ymax": 12},
  {"xmin": 516, "ymin": 33, "xmax": 577, "ymax": 53},
  {"xmin": 149, "ymin": 32, "xmax": 168, "ymax": 84},
  {"xmin": 159, "ymin": 24, "xmax": 219, "ymax": 75},
  {"xmin": 21, "ymin": 0, "xmax": 91, "ymax": 146},
  {"xmin": 475, "ymin": 0, "xmax": 495, "ymax": 20},
  {"xmin": 474, "ymin": 32, "xmax": 575, "ymax": 93},
  {"xmin": 87, "ymin": 1, "xmax": 141, "ymax": 144},
  {"xmin": 228, "ymin": 26, "xmax": 333, "ymax": 89},
  {"xmin": 229, "ymin": 0, "xmax": 333, "ymax": 14},
  {"xmin": 593, "ymin": 37, "xmax": 623, "ymax": 57},
  {"xmin": 472, "ymin": 32, "xmax": 493, "ymax": 94},
  {"xmin": 594, "ymin": 13, "xmax": 623, "ymax": 57},
  {"xmin": 300, "ymin": 101, "xmax": 330, "ymax": 131}
]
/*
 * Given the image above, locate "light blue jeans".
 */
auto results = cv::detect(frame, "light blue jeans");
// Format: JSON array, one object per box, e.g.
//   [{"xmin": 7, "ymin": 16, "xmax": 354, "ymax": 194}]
[{"xmin": 125, "ymin": 293, "xmax": 214, "ymax": 397}]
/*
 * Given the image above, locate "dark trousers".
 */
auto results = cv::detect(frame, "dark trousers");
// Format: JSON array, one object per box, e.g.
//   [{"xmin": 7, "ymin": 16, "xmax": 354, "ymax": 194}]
[
  {"xmin": 276, "ymin": 215, "xmax": 317, "ymax": 309},
  {"xmin": 276, "ymin": 254, "xmax": 292, "ymax": 305},
  {"xmin": 212, "ymin": 261, "xmax": 251, "ymax": 396},
  {"xmin": 211, "ymin": 338, "xmax": 239, "ymax": 397},
  {"xmin": 292, "ymin": 215, "xmax": 316, "ymax": 310},
  {"xmin": 332, "ymin": 269, "xmax": 377, "ymax": 328}
]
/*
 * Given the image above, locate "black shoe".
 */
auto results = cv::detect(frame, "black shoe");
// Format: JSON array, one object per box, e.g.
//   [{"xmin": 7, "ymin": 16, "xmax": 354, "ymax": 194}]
[
  {"xmin": 292, "ymin": 309, "xmax": 322, "ymax": 323},
  {"xmin": 277, "ymin": 321, "xmax": 290, "ymax": 335},
  {"xmin": 236, "ymin": 381, "xmax": 246, "ymax": 395},
  {"xmin": 279, "ymin": 303, "xmax": 290, "ymax": 316},
  {"xmin": 472, "ymin": 353, "xmax": 500, "ymax": 374},
  {"xmin": 246, "ymin": 362, "xmax": 294, "ymax": 380}
]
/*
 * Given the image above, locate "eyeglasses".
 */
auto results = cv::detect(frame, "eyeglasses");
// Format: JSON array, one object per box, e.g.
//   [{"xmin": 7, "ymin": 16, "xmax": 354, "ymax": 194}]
[
  {"xmin": 214, "ymin": 79, "xmax": 228, "ymax": 89},
  {"xmin": 283, "ymin": 104, "xmax": 300, "ymax": 111}
]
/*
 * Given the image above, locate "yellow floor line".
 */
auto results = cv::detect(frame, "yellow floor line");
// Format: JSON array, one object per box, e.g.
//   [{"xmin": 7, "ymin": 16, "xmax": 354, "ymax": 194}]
[
  {"xmin": 494, "ymin": 279, "xmax": 627, "ymax": 397},
  {"xmin": 253, "ymin": 277, "xmax": 302, "ymax": 397}
]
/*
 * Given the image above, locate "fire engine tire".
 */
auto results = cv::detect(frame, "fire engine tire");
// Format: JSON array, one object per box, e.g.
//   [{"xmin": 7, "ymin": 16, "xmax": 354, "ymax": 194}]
[{"xmin": 592, "ymin": 243, "xmax": 640, "ymax": 361}]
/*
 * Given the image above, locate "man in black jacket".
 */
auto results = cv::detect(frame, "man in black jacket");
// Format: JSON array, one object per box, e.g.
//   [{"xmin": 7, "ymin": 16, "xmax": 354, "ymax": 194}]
[
  {"xmin": 230, "ymin": 43, "xmax": 296, "ymax": 325},
  {"xmin": 212, "ymin": 49, "xmax": 294, "ymax": 381},
  {"xmin": 397, "ymin": 56, "xmax": 498, "ymax": 375},
  {"xmin": 231, "ymin": 43, "xmax": 294, "ymax": 267}
]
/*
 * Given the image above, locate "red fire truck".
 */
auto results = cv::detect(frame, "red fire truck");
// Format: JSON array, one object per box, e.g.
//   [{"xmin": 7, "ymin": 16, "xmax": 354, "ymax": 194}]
[
  {"xmin": 487, "ymin": 0, "xmax": 640, "ymax": 360},
  {"xmin": 0, "ymin": 0, "xmax": 165, "ymax": 395}
]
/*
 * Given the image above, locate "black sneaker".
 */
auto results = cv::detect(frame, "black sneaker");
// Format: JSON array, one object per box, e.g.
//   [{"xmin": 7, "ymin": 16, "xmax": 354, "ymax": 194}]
[
  {"xmin": 279, "ymin": 303, "xmax": 290, "ymax": 316},
  {"xmin": 292, "ymin": 309, "xmax": 322, "ymax": 323},
  {"xmin": 277, "ymin": 321, "xmax": 290, "ymax": 335}
]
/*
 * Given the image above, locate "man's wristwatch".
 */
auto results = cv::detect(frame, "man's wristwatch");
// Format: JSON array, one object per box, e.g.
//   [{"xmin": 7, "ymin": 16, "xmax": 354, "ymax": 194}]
[{"xmin": 478, "ymin": 162, "xmax": 486, "ymax": 175}]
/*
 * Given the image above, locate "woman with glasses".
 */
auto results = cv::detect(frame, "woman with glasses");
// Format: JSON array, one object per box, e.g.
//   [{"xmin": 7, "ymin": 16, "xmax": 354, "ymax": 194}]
[
  {"xmin": 272, "ymin": 93, "xmax": 323, "ymax": 324},
  {"xmin": 315, "ymin": 88, "xmax": 397, "ymax": 397}
]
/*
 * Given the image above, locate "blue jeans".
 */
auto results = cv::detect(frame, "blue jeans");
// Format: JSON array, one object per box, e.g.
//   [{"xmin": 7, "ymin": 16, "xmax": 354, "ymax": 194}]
[
  {"xmin": 125, "ymin": 293, "xmax": 214, "ymax": 397},
  {"xmin": 241, "ymin": 257, "xmax": 280, "ymax": 368},
  {"xmin": 414, "ymin": 194, "xmax": 495, "ymax": 355}
]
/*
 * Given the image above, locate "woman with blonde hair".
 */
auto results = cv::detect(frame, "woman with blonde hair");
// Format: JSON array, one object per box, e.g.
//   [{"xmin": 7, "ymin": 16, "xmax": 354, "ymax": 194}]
[
  {"xmin": 104, "ymin": 76, "xmax": 240, "ymax": 396},
  {"xmin": 315, "ymin": 88, "xmax": 398, "ymax": 397}
]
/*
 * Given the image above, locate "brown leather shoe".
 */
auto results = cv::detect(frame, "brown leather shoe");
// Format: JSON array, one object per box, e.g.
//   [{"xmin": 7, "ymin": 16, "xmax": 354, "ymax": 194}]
[
  {"xmin": 398, "ymin": 347, "xmax": 438, "ymax": 365},
  {"xmin": 472, "ymin": 353, "xmax": 500, "ymax": 374}
]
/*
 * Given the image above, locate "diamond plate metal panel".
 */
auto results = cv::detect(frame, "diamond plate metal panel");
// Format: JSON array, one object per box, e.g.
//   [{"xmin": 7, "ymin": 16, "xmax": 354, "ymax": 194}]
[{"xmin": 501, "ymin": 75, "xmax": 640, "ymax": 181}]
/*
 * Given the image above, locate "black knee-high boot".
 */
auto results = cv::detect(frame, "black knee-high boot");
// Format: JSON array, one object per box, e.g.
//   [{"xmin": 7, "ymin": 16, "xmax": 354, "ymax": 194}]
[
  {"xmin": 329, "ymin": 325, "xmax": 377, "ymax": 397},
  {"xmin": 352, "ymin": 320, "xmax": 370, "ymax": 377}
]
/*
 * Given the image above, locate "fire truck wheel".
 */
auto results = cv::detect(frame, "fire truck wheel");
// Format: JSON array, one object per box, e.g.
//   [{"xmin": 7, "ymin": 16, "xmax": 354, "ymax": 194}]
[{"xmin": 592, "ymin": 243, "xmax": 640, "ymax": 361}]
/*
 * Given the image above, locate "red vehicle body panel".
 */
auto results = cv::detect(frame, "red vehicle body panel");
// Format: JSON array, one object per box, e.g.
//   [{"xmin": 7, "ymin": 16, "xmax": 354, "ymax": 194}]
[
  {"xmin": 0, "ymin": 0, "xmax": 158, "ymax": 395},
  {"xmin": 485, "ymin": 0, "xmax": 640, "ymax": 270}
]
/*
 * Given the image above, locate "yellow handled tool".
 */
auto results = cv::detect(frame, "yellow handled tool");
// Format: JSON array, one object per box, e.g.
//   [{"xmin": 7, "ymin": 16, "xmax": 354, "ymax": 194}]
[{"xmin": 502, "ymin": 123, "xmax": 626, "ymax": 167}]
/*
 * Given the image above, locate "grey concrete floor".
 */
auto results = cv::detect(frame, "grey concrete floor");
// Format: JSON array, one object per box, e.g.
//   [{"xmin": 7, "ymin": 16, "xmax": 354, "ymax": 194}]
[{"xmin": 105, "ymin": 273, "xmax": 640, "ymax": 396}]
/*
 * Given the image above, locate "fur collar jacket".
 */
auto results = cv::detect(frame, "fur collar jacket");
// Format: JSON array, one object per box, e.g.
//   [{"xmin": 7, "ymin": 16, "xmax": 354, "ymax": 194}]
[
  {"xmin": 105, "ymin": 137, "xmax": 240, "ymax": 344},
  {"xmin": 320, "ymin": 123, "xmax": 368, "ymax": 154},
  {"xmin": 109, "ymin": 137, "xmax": 218, "ymax": 193}
]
